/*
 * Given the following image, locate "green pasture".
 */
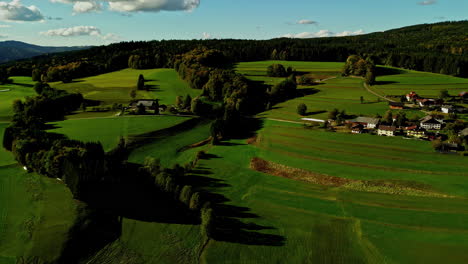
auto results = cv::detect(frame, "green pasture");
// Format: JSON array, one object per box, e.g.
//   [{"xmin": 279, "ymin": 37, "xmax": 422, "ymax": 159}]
[
  {"xmin": 372, "ymin": 67, "xmax": 468, "ymax": 97},
  {"xmin": 0, "ymin": 77, "xmax": 36, "ymax": 122},
  {"xmin": 52, "ymin": 68, "xmax": 201, "ymax": 106},
  {"xmin": 0, "ymin": 165, "xmax": 77, "ymax": 263},
  {"xmin": 184, "ymin": 119, "xmax": 468, "ymax": 263},
  {"xmin": 49, "ymin": 115, "xmax": 192, "ymax": 151},
  {"xmin": 236, "ymin": 61, "xmax": 344, "ymax": 77},
  {"xmin": 128, "ymin": 120, "xmax": 212, "ymax": 167}
]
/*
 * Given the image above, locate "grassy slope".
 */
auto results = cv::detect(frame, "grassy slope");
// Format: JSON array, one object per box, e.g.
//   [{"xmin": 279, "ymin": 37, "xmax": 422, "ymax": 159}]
[
  {"xmin": 49, "ymin": 115, "xmax": 192, "ymax": 151},
  {"xmin": 51, "ymin": 68, "xmax": 201, "ymax": 106},
  {"xmin": 373, "ymin": 67, "xmax": 468, "ymax": 97},
  {"xmin": 192, "ymin": 119, "xmax": 468, "ymax": 264},
  {"xmin": 128, "ymin": 120, "xmax": 212, "ymax": 167},
  {"xmin": 0, "ymin": 164, "xmax": 76, "ymax": 263},
  {"xmin": 0, "ymin": 77, "xmax": 36, "ymax": 122}
]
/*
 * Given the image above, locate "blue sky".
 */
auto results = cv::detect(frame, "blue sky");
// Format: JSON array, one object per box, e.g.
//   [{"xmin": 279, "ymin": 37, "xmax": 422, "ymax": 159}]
[{"xmin": 0, "ymin": 0, "xmax": 466, "ymax": 46}]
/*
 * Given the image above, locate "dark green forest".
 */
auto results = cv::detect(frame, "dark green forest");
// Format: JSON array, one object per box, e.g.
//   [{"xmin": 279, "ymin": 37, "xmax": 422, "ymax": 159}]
[{"xmin": 2, "ymin": 21, "xmax": 468, "ymax": 80}]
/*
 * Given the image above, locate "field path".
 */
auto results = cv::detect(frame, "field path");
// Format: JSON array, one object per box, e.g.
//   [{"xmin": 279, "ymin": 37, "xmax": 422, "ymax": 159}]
[
  {"xmin": 362, "ymin": 81, "xmax": 396, "ymax": 102},
  {"xmin": 317, "ymin": 76, "xmax": 337, "ymax": 82},
  {"xmin": 265, "ymin": 118, "xmax": 303, "ymax": 124}
]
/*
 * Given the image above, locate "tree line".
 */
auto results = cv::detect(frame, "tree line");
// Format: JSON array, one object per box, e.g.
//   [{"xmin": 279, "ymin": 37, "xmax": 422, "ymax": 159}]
[{"xmin": 1, "ymin": 21, "xmax": 467, "ymax": 83}]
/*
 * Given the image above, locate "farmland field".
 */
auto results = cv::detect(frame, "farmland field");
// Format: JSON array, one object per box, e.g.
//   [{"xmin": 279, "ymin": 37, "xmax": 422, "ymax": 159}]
[
  {"xmin": 236, "ymin": 61, "xmax": 393, "ymax": 122},
  {"xmin": 0, "ymin": 165, "xmax": 77, "ymax": 263},
  {"xmin": 1, "ymin": 61, "xmax": 468, "ymax": 263},
  {"xmin": 185, "ymin": 119, "xmax": 468, "ymax": 264},
  {"xmin": 52, "ymin": 68, "xmax": 201, "ymax": 106},
  {"xmin": 0, "ymin": 77, "xmax": 36, "ymax": 122},
  {"xmin": 372, "ymin": 67, "xmax": 468, "ymax": 97},
  {"xmin": 49, "ymin": 115, "xmax": 192, "ymax": 151}
]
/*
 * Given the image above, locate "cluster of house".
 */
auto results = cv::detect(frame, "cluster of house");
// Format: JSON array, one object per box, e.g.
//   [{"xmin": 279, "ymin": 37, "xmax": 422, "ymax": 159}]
[
  {"xmin": 347, "ymin": 115, "xmax": 447, "ymax": 139},
  {"xmin": 128, "ymin": 99, "xmax": 167, "ymax": 113},
  {"xmin": 404, "ymin": 91, "xmax": 467, "ymax": 113}
]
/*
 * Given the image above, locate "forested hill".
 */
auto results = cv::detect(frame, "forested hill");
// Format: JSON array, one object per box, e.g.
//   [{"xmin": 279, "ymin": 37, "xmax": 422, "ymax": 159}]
[
  {"xmin": 4, "ymin": 20, "xmax": 468, "ymax": 77},
  {"xmin": 0, "ymin": 41, "xmax": 89, "ymax": 63}
]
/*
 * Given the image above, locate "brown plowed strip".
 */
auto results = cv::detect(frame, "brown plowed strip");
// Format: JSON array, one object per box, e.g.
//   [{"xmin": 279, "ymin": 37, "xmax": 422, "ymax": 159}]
[{"xmin": 250, "ymin": 157, "xmax": 451, "ymax": 198}]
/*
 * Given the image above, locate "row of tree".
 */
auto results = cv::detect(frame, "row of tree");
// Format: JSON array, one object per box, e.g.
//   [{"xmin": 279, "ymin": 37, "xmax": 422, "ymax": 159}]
[
  {"xmin": 3, "ymin": 21, "xmax": 467, "ymax": 83},
  {"xmin": 2, "ymin": 84, "xmax": 104, "ymax": 198}
]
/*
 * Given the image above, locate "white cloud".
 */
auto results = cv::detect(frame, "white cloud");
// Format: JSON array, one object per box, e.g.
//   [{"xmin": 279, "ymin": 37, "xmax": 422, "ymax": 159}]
[
  {"xmin": 73, "ymin": 1, "xmax": 102, "ymax": 14},
  {"xmin": 40, "ymin": 25, "xmax": 122, "ymax": 43},
  {"xmin": 0, "ymin": 0, "xmax": 44, "ymax": 22},
  {"xmin": 335, "ymin": 29, "xmax": 365, "ymax": 37},
  {"xmin": 282, "ymin": 29, "xmax": 365, "ymax": 39},
  {"xmin": 418, "ymin": 0, "xmax": 436, "ymax": 5},
  {"xmin": 202, "ymin": 32, "xmax": 212, "ymax": 39},
  {"xmin": 0, "ymin": 34, "xmax": 7, "ymax": 38},
  {"xmin": 101, "ymin": 32, "xmax": 121, "ymax": 43},
  {"xmin": 40, "ymin": 25, "xmax": 101, "ymax": 37},
  {"xmin": 297, "ymin": 19, "xmax": 317, "ymax": 25},
  {"xmin": 52, "ymin": 0, "xmax": 200, "ymax": 13}
]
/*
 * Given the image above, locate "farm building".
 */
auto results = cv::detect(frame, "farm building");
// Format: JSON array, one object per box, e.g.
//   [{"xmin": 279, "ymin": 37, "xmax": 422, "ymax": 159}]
[
  {"xmin": 389, "ymin": 102, "xmax": 404, "ymax": 109},
  {"xmin": 420, "ymin": 116, "xmax": 443, "ymax": 130},
  {"xmin": 404, "ymin": 126, "xmax": 426, "ymax": 138},
  {"xmin": 346, "ymin": 116, "xmax": 380, "ymax": 129},
  {"xmin": 417, "ymin": 98, "xmax": 443, "ymax": 107},
  {"xmin": 406, "ymin": 91, "xmax": 419, "ymax": 101},
  {"xmin": 130, "ymin": 99, "xmax": 159, "ymax": 111},
  {"xmin": 460, "ymin": 91, "xmax": 467, "ymax": 99},
  {"xmin": 351, "ymin": 123, "xmax": 365, "ymax": 134},
  {"xmin": 441, "ymin": 105, "xmax": 455, "ymax": 114},
  {"xmin": 377, "ymin": 125, "xmax": 397, "ymax": 136},
  {"xmin": 459, "ymin": 128, "xmax": 468, "ymax": 138},
  {"xmin": 301, "ymin": 118, "xmax": 326, "ymax": 123}
]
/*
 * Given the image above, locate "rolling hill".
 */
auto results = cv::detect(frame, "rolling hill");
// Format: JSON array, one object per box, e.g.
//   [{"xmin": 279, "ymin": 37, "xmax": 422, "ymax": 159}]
[{"xmin": 0, "ymin": 40, "xmax": 89, "ymax": 63}]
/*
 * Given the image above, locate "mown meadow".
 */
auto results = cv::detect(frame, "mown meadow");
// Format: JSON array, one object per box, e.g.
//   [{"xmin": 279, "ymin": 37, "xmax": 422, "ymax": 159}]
[{"xmin": 1, "ymin": 61, "xmax": 467, "ymax": 263}]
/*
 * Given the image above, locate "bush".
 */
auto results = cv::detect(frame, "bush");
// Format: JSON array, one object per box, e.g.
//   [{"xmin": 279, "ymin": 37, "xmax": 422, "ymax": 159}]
[
  {"xmin": 297, "ymin": 103, "xmax": 307, "ymax": 116},
  {"xmin": 200, "ymin": 206, "xmax": 215, "ymax": 239},
  {"xmin": 179, "ymin": 185, "xmax": 193, "ymax": 205},
  {"xmin": 189, "ymin": 192, "xmax": 202, "ymax": 210}
]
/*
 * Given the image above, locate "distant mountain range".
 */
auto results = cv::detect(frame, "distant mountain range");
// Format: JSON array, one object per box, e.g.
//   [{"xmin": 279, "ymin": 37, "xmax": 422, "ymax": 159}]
[{"xmin": 0, "ymin": 41, "xmax": 89, "ymax": 63}]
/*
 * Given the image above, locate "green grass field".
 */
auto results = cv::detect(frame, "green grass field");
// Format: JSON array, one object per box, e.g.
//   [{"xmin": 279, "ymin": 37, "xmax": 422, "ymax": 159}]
[
  {"xmin": 236, "ymin": 61, "xmax": 393, "ymax": 122},
  {"xmin": 372, "ymin": 67, "xmax": 468, "ymax": 97},
  {"xmin": 2, "ymin": 62, "xmax": 468, "ymax": 263},
  {"xmin": 0, "ymin": 77, "xmax": 36, "ymax": 122},
  {"xmin": 0, "ymin": 165, "xmax": 77, "ymax": 263},
  {"xmin": 186, "ymin": 119, "xmax": 468, "ymax": 264},
  {"xmin": 49, "ymin": 115, "xmax": 192, "ymax": 151},
  {"xmin": 52, "ymin": 68, "xmax": 201, "ymax": 106}
]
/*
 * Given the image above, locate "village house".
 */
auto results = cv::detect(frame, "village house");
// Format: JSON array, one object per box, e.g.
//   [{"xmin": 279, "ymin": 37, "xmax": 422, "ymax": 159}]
[
  {"xmin": 420, "ymin": 116, "xmax": 443, "ymax": 130},
  {"xmin": 459, "ymin": 127, "xmax": 468, "ymax": 138},
  {"xmin": 441, "ymin": 105, "xmax": 454, "ymax": 114},
  {"xmin": 417, "ymin": 98, "xmax": 444, "ymax": 108},
  {"xmin": 130, "ymin": 99, "xmax": 159, "ymax": 111},
  {"xmin": 460, "ymin": 91, "xmax": 468, "ymax": 100},
  {"xmin": 351, "ymin": 123, "xmax": 365, "ymax": 134},
  {"xmin": 346, "ymin": 116, "xmax": 380, "ymax": 129},
  {"xmin": 404, "ymin": 125, "xmax": 426, "ymax": 138},
  {"xmin": 377, "ymin": 125, "xmax": 397, "ymax": 136},
  {"xmin": 406, "ymin": 91, "xmax": 419, "ymax": 102},
  {"xmin": 389, "ymin": 102, "xmax": 404, "ymax": 110}
]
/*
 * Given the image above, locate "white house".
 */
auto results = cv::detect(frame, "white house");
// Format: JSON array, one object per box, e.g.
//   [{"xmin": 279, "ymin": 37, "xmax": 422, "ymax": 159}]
[
  {"xmin": 377, "ymin": 125, "xmax": 397, "ymax": 136},
  {"xmin": 441, "ymin": 105, "xmax": 454, "ymax": 114},
  {"xmin": 420, "ymin": 116, "xmax": 442, "ymax": 130},
  {"xmin": 347, "ymin": 117, "xmax": 380, "ymax": 129}
]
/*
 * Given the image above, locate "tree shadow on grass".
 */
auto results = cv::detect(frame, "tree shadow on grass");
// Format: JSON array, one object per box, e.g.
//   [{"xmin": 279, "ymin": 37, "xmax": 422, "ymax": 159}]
[
  {"xmin": 145, "ymin": 84, "xmax": 161, "ymax": 92},
  {"xmin": 376, "ymin": 66, "xmax": 406, "ymax": 76},
  {"xmin": 186, "ymin": 160, "xmax": 286, "ymax": 246},
  {"xmin": 305, "ymin": 110, "xmax": 327, "ymax": 116},
  {"xmin": 374, "ymin": 81, "xmax": 399, "ymax": 85},
  {"xmin": 12, "ymin": 82, "xmax": 33, "ymax": 88}
]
